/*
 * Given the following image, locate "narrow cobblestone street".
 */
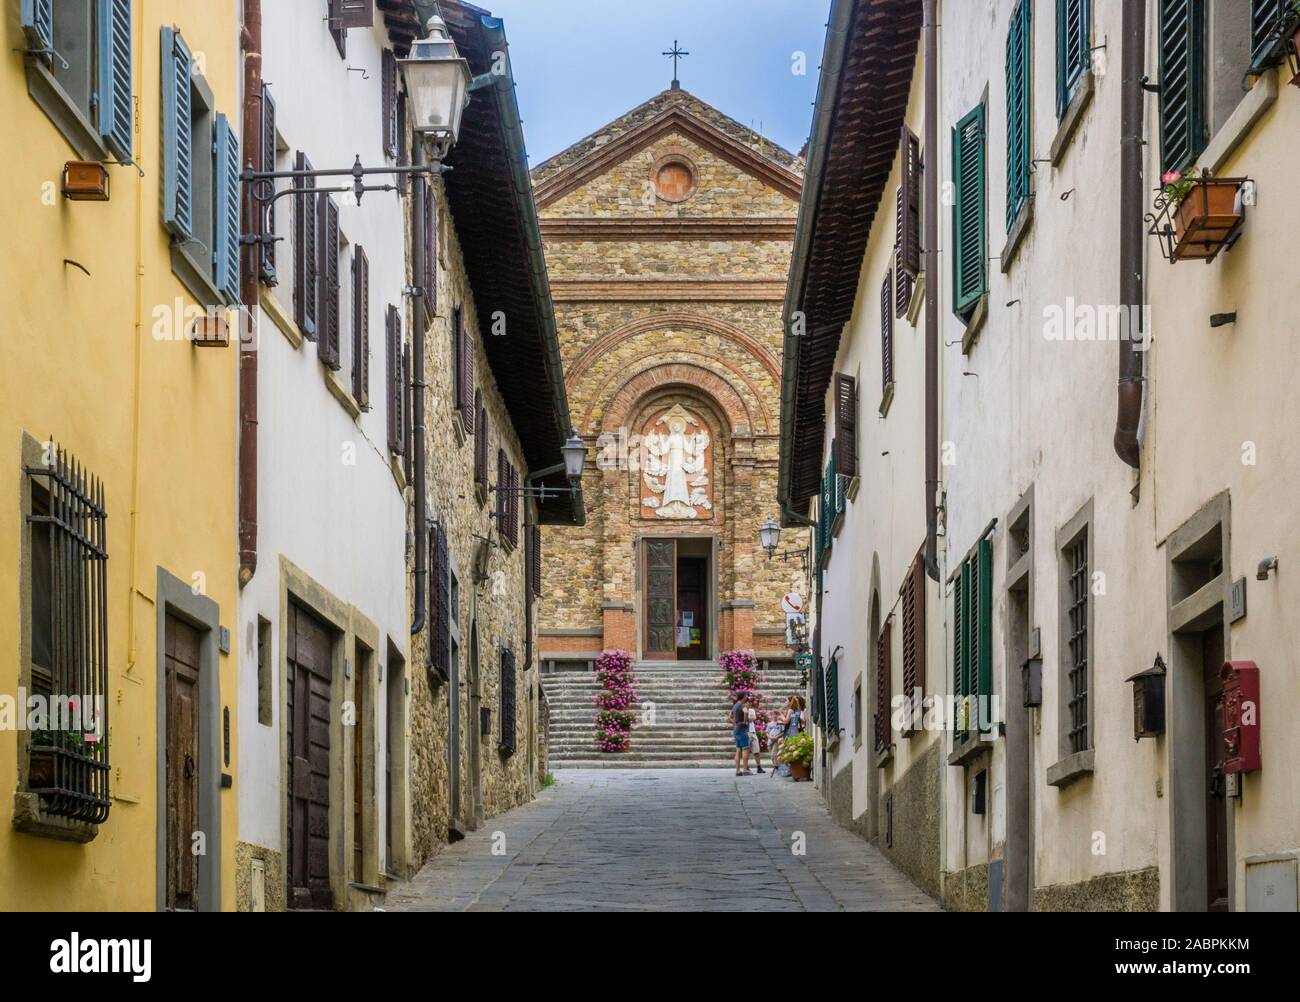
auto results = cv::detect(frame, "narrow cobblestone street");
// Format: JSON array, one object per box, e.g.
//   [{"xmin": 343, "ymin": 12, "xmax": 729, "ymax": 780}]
[{"xmin": 386, "ymin": 770, "xmax": 938, "ymax": 912}]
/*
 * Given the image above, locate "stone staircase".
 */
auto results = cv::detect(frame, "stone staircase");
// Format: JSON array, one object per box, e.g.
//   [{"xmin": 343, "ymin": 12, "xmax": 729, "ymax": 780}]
[{"xmin": 541, "ymin": 661, "xmax": 807, "ymax": 769}]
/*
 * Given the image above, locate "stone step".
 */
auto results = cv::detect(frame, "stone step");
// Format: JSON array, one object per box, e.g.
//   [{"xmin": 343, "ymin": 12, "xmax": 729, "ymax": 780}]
[{"xmin": 550, "ymin": 760, "xmax": 744, "ymax": 769}]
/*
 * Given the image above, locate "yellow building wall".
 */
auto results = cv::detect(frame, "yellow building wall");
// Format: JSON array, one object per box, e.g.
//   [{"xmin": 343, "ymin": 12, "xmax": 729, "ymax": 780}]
[{"xmin": 1, "ymin": 0, "xmax": 239, "ymax": 909}]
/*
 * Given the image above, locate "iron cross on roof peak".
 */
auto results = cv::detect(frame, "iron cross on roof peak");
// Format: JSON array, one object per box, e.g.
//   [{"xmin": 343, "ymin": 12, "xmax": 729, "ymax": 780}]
[{"xmin": 662, "ymin": 40, "xmax": 689, "ymax": 90}]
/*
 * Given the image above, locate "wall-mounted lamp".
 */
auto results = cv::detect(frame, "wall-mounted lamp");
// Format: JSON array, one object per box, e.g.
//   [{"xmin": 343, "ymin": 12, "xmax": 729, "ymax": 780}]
[
  {"xmin": 1257, "ymin": 555, "xmax": 1279, "ymax": 581},
  {"xmin": 1126, "ymin": 654, "xmax": 1167, "ymax": 741}
]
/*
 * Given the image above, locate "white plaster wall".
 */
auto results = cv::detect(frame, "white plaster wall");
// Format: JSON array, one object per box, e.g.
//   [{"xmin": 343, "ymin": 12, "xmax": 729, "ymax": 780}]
[{"xmin": 238, "ymin": 9, "xmax": 410, "ymax": 859}]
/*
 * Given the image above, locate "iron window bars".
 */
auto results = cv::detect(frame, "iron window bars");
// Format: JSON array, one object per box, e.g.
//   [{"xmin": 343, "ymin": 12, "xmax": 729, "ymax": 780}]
[
  {"xmin": 1066, "ymin": 532, "xmax": 1090, "ymax": 755},
  {"xmin": 25, "ymin": 443, "xmax": 111, "ymax": 824}
]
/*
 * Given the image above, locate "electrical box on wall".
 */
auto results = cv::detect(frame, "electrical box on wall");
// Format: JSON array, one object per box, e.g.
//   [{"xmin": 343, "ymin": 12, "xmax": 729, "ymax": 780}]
[{"xmin": 1221, "ymin": 660, "xmax": 1261, "ymax": 773}]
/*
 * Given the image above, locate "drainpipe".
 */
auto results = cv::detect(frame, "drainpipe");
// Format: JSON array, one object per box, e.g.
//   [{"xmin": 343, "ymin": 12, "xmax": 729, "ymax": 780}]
[
  {"xmin": 1114, "ymin": 0, "xmax": 1146, "ymax": 469},
  {"xmin": 410, "ymin": 141, "xmax": 429, "ymax": 635},
  {"xmin": 238, "ymin": 0, "xmax": 262, "ymax": 587},
  {"xmin": 923, "ymin": 0, "xmax": 941, "ymax": 581}
]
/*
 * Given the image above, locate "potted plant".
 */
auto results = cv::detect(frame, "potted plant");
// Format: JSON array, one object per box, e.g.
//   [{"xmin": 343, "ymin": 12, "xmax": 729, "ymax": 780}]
[
  {"xmin": 27, "ymin": 728, "xmax": 91, "ymax": 789},
  {"xmin": 1159, "ymin": 168, "xmax": 1246, "ymax": 261},
  {"xmin": 779, "ymin": 731, "xmax": 815, "ymax": 781}
]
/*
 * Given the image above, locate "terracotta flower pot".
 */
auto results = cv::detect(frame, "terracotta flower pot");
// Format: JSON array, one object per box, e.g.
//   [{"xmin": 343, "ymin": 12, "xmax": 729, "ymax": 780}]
[
  {"xmin": 1172, "ymin": 179, "xmax": 1244, "ymax": 261},
  {"xmin": 788, "ymin": 760, "xmax": 811, "ymax": 782}
]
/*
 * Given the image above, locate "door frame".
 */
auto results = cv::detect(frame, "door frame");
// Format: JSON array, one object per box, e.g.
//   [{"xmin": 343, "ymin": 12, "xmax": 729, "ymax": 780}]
[
  {"xmin": 154, "ymin": 568, "xmax": 223, "ymax": 912},
  {"xmin": 635, "ymin": 532, "xmax": 719, "ymax": 662}
]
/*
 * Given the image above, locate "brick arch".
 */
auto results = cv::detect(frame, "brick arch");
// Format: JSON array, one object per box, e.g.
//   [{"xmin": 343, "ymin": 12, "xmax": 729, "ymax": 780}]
[
  {"xmin": 597, "ymin": 361, "xmax": 763, "ymax": 438},
  {"xmin": 565, "ymin": 312, "xmax": 782, "ymax": 388}
]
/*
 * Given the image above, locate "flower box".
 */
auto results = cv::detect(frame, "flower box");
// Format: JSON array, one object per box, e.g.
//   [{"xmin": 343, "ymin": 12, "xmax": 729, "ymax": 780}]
[{"xmin": 1153, "ymin": 171, "xmax": 1249, "ymax": 265}]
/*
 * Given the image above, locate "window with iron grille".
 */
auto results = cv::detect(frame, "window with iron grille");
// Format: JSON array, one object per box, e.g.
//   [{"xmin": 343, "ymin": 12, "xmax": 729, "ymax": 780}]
[
  {"xmin": 1064, "ymin": 531, "xmax": 1090, "ymax": 754},
  {"xmin": 874, "ymin": 619, "xmax": 892, "ymax": 753},
  {"xmin": 498, "ymin": 647, "xmax": 517, "ymax": 756},
  {"xmin": 23, "ymin": 441, "xmax": 111, "ymax": 826}
]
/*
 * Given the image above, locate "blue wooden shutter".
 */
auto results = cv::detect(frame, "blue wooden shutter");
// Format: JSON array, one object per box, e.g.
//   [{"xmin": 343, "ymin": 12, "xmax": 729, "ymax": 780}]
[
  {"xmin": 259, "ymin": 84, "xmax": 278, "ymax": 285},
  {"xmin": 951, "ymin": 105, "xmax": 986, "ymax": 320},
  {"xmin": 97, "ymin": 0, "xmax": 133, "ymax": 162},
  {"xmin": 213, "ymin": 113, "xmax": 241, "ymax": 305},
  {"xmin": 1250, "ymin": 0, "xmax": 1289, "ymax": 70},
  {"xmin": 1006, "ymin": 0, "xmax": 1032, "ymax": 232},
  {"xmin": 1056, "ymin": 0, "xmax": 1091, "ymax": 119},
  {"xmin": 20, "ymin": 0, "xmax": 54, "ymax": 57},
  {"xmin": 160, "ymin": 27, "xmax": 193, "ymax": 239},
  {"xmin": 1158, "ymin": 0, "xmax": 1207, "ymax": 174}
]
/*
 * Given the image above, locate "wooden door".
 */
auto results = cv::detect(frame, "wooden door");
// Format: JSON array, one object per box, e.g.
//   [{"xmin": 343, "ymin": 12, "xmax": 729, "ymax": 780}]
[
  {"xmin": 165, "ymin": 614, "xmax": 201, "ymax": 911},
  {"xmin": 676, "ymin": 556, "xmax": 707, "ymax": 661},
  {"xmin": 643, "ymin": 539, "xmax": 676, "ymax": 660},
  {"xmin": 287, "ymin": 603, "xmax": 333, "ymax": 910},
  {"xmin": 1203, "ymin": 624, "xmax": 1229, "ymax": 912}
]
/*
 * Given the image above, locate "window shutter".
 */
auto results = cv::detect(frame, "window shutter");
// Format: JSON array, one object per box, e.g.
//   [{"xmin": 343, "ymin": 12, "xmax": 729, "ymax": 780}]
[
  {"xmin": 833, "ymin": 373, "xmax": 857, "ymax": 479},
  {"xmin": 386, "ymin": 306, "xmax": 403, "ymax": 454},
  {"xmin": 898, "ymin": 126, "xmax": 921, "ymax": 274},
  {"xmin": 422, "ymin": 181, "xmax": 437, "ymax": 311},
  {"xmin": 402, "ymin": 337, "xmax": 413, "ymax": 481},
  {"xmin": 396, "ymin": 93, "xmax": 409, "ymax": 194},
  {"xmin": 330, "ymin": 0, "xmax": 374, "ymax": 29},
  {"xmin": 352, "ymin": 246, "xmax": 370, "ymax": 408},
  {"xmin": 1158, "ymin": 0, "xmax": 1207, "ymax": 174},
  {"xmin": 975, "ymin": 537, "xmax": 993, "ymax": 725},
  {"xmin": 382, "ymin": 49, "xmax": 398, "ymax": 158},
  {"xmin": 952, "ymin": 105, "xmax": 987, "ymax": 319},
  {"xmin": 318, "ymin": 197, "xmax": 341, "ymax": 369},
  {"xmin": 20, "ymin": 0, "xmax": 54, "ymax": 55},
  {"xmin": 213, "ymin": 114, "xmax": 242, "ymax": 305},
  {"xmin": 496, "ymin": 449, "xmax": 507, "ymax": 535},
  {"xmin": 825, "ymin": 654, "xmax": 840, "ymax": 736},
  {"xmin": 499, "ymin": 647, "xmax": 517, "ymax": 755},
  {"xmin": 458, "ymin": 312, "xmax": 475, "ymax": 435},
  {"xmin": 820, "ymin": 457, "xmax": 835, "ymax": 556},
  {"xmin": 508, "ymin": 465, "xmax": 520, "ymax": 548},
  {"xmin": 160, "ymin": 27, "xmax": 193, "ymax": 240},
  {"xmin": 902, "ymin": 551, "xmax": 926, "ymax": 705},
  {"xmin": 430, "ymin": 523, "xmax": 450, "ymax": 681},
  {"xmin": 473, "ymin": 389, "xmax": 487, "ymax": 488},
  {"xmin": 97, "ymin": 0, "xmax": 133, "ymax": 162},
  {"xmin": 259, "ymin": 84, "xmax": 278, "ymax": 285},
  {"xmin": 1251, "ymin": 0, "xmax": 1289, "ymax": 69},
  {"xmin": 881, "ymin": 272, "xmax": 894, "ymax": 391},
  {"xmin": 1056, "ymin": 0, "xmax": 1091, "ymax": 118},
  {"xmin": 894, "ymin": 186, "xmax": 914, "ymax": 319},
  {"xmin": 293, "ymin": 152, "xmax": 318, "ymax": 339},
  {"xmin": 955, "ymin": 558, "xmax": 972, "ymax": 740},
  {"xmin": 1006, "ymin": 0, "xmax": 1032, "ymax": 232},
  {"xmin": 529, "ymin": 524, "xmax": 542, "ymax": 597},
  {"xmin": 875, "ymin": 619, "xmax": 891, "ymax": 752}
]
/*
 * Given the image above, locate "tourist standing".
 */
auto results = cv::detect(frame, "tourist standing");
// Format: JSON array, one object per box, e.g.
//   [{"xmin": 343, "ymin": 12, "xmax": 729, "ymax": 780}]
[{"xmin": 731, "ymin": 697, "xmax": 752, "ymax": 775}]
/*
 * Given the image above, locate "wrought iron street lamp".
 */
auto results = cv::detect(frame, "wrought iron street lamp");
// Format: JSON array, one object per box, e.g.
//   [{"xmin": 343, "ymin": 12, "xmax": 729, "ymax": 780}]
[
  {"xmin": 493, "ymin": 431, "xmax": 586, "ymax": 506},
  {"xmin": 398, "ymin": 8, "xmax": 472, "ymax": 162},
  {"xmin": 759, "ymin": 515, "xmax": 808, "ymax": 572}
]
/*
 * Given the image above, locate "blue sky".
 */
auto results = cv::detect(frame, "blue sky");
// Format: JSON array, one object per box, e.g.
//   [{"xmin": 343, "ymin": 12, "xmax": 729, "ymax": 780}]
[{"xmin": 477, "ymin": 0, "xmax": 833, "ymax": 166}]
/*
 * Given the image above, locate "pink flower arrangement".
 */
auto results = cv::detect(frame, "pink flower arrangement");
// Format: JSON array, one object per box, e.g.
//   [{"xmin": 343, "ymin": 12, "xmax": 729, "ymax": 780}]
[{"xmin": 593, "ymin": 650, "xmax": 638, "ymax": 753}]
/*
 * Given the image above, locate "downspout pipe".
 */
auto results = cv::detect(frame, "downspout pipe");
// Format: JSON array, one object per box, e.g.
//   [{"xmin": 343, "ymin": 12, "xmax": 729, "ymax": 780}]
[
  {"xmin": 238, "ymin": 0, "xmax": 262, "ymax": 587},
  {"xmin": 410, "ymin": 140, "xmax": 429, "ymax": 635},
  {"xmin": 1114, "ymin": 0, "xmax": 1146, "ymax": 469},
  {"xmin": 923, "ymin": 0, "xmax": 941, "ymax": 580}
]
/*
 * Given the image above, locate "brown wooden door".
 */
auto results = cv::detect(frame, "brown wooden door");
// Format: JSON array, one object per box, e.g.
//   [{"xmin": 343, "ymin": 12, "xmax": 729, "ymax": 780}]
[
  {"xmin": 643, "ymin": 539, "xmax": 676, "ymax": 660},
  {"xmin": 1203, "ymin": 624, "xmax": 1229, "ymax": 912},
  {"xmin": 287, "ymin": 603, "xmax": 333, "ymax": 910},
  {"xmin": 676, "ymin": 556, "xmax": 707, "ymax": 661},
  {"xmin": 165, "ymin": 614, "xmax": 201, "ymax": 910}
]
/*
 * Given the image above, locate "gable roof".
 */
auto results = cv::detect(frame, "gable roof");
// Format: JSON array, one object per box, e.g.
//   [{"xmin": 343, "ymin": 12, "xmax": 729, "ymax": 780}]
[
  {"xmin": 531, "ymin": 87, "xmax": 804, "ymax": 208},
  {"xmin": 778, "ymin": 0, "xmax": 924, "ymax": 515}
]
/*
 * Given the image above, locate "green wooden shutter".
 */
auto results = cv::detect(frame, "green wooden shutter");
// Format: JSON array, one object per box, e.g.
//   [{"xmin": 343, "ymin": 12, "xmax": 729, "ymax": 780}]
[
  {"xmin": 952, "ymin": 105, "xmax": 986, "ymax": 320},
  {"xmin": 953, "ymin": 562, "xmax": 968, "ymax": 740},
  {"xmin": 1006, "ymin": 0, "xmax": 1032, "ymax": 232},
  {"xmin": 812, "ymin": 655, "xmax": 824, "ymax": 727},
  {"xmin": 1158, "ymin": 0, "xmax": 1207, "ymax": 175},
  {"xmin": 160, "ymin": 27, "xmax": 193, "ymax": 240},
  {"xmin": 98, "ymin": 0, "xmax": 133, "ymax": 162},
  {"xmin": 976, "ymin": 537, "xmax": 993, "ymax": 729},
  {"xmin": 20, "ymin": 0, "xmax": 54, "ymax": 57},
  {"xmin": 1250, "ymin": 0, "xmax": 1290, "ymax": 70},
  {"xmin": 825, "ymin": 655, "xmax": 840, "ymax": 736},
  {"xmin": 1056, "ymin": 0, "xmax": 1091, "ymax": 118},
  {"xmin": 214, "ymin": 113, "xmax": 241, "ymax": 305}
]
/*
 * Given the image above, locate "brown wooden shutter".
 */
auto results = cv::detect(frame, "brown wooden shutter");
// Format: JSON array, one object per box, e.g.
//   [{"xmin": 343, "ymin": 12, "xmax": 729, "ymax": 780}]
[
  {"xmin": 509, "ymin": 465, "xmax": 520, "ymax": 547},
  {"xmin": 422, "ymin": 182, "xmax": 437, "ymax": 311},
  {"xmin": 901, "ymin": 548, "xmax": 926, "ymax": 706},
  {"xmin": 352, "ymin": 246, "xmax": 370, "ymax": 408},
  {"xmin": 330, "ymin": 0, "xmax": 373, "ymax": 29},
  {"xmin": 529, "ymin": 524, "xmax": 542, "ymax": 596},
  {"xmin": 833, "ymin": 373, "xmax": 857, "ymax": 479},
  {"xmin": 293, "ymin": 152, "xmax": 318, "ymax": 339},
  {"xmin": 894, "ymin": 186, "xmax": 913, "ymax": 318},
  {"xmin": 473, "ymin": 389, "xmax": 487, "ymax": 488},
  {"xmin": 401, "ymin": 337, "xmax": 412, "ymax": 482},
  {"xmin": 259, "ymin": 84, "xmax": 277, "ymax": 285},
  {"xmin": 880, "ymin": 272, "xmax": 894, "ymax": 391},
  {"xmin": 496, "ymin": 448, "xmax": 507, "ymax": 536},
  {"xmin": 386, "ymin": 305, "xmax": 403, "ymax": 454},
  {"xmin": 458, "ymin": 311, "xmax": 474, "ymax": 435},
  {"xmin": 899, "ymin": 125, "xmax": 922, "ymax": 275},
  {"xmin": 430, "ymin": 522, "xmax": 450, "ymax": 681},
  {"xmin": 318, "ymin": 197, "xmax": 341, "ymax": 368},
  {"xmin": 381, "ymin": 49, "xmax": 398, "ymax": 158},
  {"xmin": 875, "ymin": 618, "xmax": 892, "ymax": 752},
  {"xmin": 396, "ymin": 92, "xmax": 409, "ymax": 194}
]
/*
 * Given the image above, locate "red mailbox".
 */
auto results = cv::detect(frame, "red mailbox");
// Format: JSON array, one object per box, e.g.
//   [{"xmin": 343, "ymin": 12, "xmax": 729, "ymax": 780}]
[{"xmin": 1221, "ymin": 660, "xmax": 1260, "ymax": 773}]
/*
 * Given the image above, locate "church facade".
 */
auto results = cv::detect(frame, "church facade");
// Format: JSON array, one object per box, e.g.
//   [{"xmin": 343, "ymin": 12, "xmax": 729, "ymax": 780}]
[{"xmin": 534, "ymin": 86, "xmax": 807, "ymax": 667}]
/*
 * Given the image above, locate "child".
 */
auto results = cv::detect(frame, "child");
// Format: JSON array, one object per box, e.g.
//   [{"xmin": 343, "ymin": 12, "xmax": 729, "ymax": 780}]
[{"xmin": 746, "ymin": 703, "xmax": 765, "ymax": 774}]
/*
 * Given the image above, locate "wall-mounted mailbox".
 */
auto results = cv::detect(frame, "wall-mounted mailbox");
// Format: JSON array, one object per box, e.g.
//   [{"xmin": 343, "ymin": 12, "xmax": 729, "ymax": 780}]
[
  {"xmin": 1127, "ymin": 655, "xmax": 1167, "ymax": 740},
  {"xmin": 1222, "ymin": 660, "xmax": 1261, "ymax": 773}
]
